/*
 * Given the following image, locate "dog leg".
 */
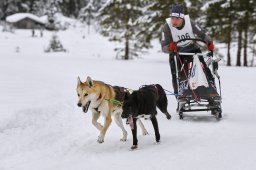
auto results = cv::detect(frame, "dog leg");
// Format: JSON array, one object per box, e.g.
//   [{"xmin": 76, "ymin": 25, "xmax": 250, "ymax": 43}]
[
  {"xmin": 137, "ymin": 119, "xmax": 149, "ymax": 136},
  {"xmin": 131, "ymin": 118, "xmax": 138, "ymax": 150},
  {"xmin": 92, "ymin": 111, "xmax": 103, "ymax": 131},
  {"xmin": 164, "ymin": 111, "xmax": 172, "ymax": 120},
  {"xmin": 97, "ymin": 115, "xmax": 112, "ymax": 143},
  {"xmin": 150, "ymin": 116, "xmax": 160, "ymax": 143},
  {"xmin": 114, "ymin": 113, "xmax": 127, "ymax": 142}
]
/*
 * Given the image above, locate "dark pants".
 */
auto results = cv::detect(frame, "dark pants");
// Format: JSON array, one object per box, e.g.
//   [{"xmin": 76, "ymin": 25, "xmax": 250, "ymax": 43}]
[{"xmin": 169, "ymin": 49, "xmax": 214, "ymax": 94}]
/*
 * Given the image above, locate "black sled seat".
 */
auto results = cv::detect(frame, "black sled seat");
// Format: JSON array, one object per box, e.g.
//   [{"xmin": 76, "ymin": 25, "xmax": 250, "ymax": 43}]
[{"xmin": 174, "ymin": 39, "xmax": 222, "ymax": 120}]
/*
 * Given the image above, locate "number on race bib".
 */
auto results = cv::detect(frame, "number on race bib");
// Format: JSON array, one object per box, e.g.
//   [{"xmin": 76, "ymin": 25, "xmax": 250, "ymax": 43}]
[{"xmin": 178, "ymin": 33, "xmax": 191, "ymax": 40}]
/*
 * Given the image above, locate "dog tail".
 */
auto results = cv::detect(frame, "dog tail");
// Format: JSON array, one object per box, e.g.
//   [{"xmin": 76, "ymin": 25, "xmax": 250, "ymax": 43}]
[
  {"xmin": 155, "ymin": 84, "xmax": 165, "ymax": 96},
  {"xmin": 155, "ymin": 84, "xmax": 171, "ymax": 120}
]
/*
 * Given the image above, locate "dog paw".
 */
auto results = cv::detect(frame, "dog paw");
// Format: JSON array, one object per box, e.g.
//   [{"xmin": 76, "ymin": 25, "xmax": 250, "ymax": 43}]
[
  {"xmin": 166, "ymin": 115, "xmax": 172, "ymax": 120},
  {"xmin": 154, "ymin": 141, "xmax": 161, "ymax": 145},
  {"xmin": 120, "ymin": 131, "xmax": 127, "ymax": 142},
  {"xmin": 120, "ymin": 138, "xmax": 127, "ymax": 142},
  {"xmin": 142, "ymin": 131, "xmax": 149, "ymax": 136},
  {"xmin": 97, "ymin": 136, "xmax": 104, "ymax": 143},
  {"xmin": 130, "ymin": 145, "xmax": 138, "ymax": 150}
]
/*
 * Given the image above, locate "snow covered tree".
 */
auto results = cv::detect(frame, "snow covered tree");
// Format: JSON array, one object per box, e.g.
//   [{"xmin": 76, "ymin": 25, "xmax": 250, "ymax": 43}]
[
  {"xmin": 59, "ymin": 0, "xmax": 83, "ymax": 18},
  {"xmin": 45, "ymin": 33, "xmax": 67, "ymax": 52},
  {"xmin": 185, "ymin": 0, "xmax": 207, "ymax": 21},
  {"xmin": 0, "ymin": 8, "xmax": 3, "ymax": 20},
  {"xmin": 0, "ymin": 0, "xmax": 19, "ymax": 20},
  {"xmin": 142, "ymin": 0, "xmax": 177, "ymax": 40},
  {"xmin": 99, "ymin": 0, "xmax": 146, "ymax": 60},
  {"xmin": 45, "ymin": 0, "xmax": 62, "ymax": 30},
  {"xmin": 239, "ymin": 0, "xmax": 255, "ymax": 67},
  {"xmin": 93, "ymin": 0, "xmax": 107, "ymax": 11},
  {"xmin": 232, "ymin": 0, "xmax": 255, "ymax": 66},
  {"xmin": 205, "ymin": 0, "xmax": 241, "ymax": 66},
  {"xmin": 16, "ymin": 0, "xmax": 47, "ymax": 16},
  {"xmin": 205, "ymin": 0, "xmax": 256, "ymax": 67},
  {"xmin": 79, "ymin": 0, "xmax": 95, "ymax": 35}
]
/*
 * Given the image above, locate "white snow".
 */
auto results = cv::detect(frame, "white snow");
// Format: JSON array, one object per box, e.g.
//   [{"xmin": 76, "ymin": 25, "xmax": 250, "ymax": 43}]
[
  {"xmin": 41, "ymin": 13, "xmax": 78, "ymax": 27},
  {"xmin": 0, "ymin": 26, "xmax": 256, "ymax": 170},
  {"xmin": 6, "ymin": 13, "xmax": 46, "ymax": 25},
  {"xmin": 201, "ymin": 0, "xmax": 223, "ymax": 11}
]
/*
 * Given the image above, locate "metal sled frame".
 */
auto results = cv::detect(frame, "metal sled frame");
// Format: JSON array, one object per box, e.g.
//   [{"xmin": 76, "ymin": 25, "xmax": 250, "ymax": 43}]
[{"xmin": 174, "ymin": 38, "xmax": 222, "ymax": 120}]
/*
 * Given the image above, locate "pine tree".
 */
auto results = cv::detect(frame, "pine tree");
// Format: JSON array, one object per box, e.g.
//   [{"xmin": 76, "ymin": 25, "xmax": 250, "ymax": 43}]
[
  {"xmin": 99, "ymin": 0, "xmax": 145, "ymax": 60},
  {"xmin": 79, "ymin": 0, "xmax": 95, "ymax": 34},
  {"xmin": 31, "ymin": 0, "xmax": 48, "ymax": 16},
  {"xmin": 0, "ymin": 0, "xmax": 19, "ymax": 20},
  {"xmin": 249, "ymin": 0, "xmax": 256, "ymax": 66},
  {"xmin": 143, "ymin": 0, "xmax": 177, "ymax": 40},
  {"xmin": 205, "ymin": 0, "xmax": 256, "ymax": 67},
  {"xmin": 236, "ymin": 26, "xmax": 242, "ymax": 66},
  {"xmin": 226, "ymin": 0, "xmax": 234, "ymax": 66},
  {"xmin": 241, "ymin": 0, "xmax": 255, "ymax": 67},
  {"xmin": 44, "ymin": 0, "xmax": 62, "ymax": 30},
  {"xmin": 187, "ymin": 0, "xmax": 205, "ymax": 21},
  {"xmin": 59, "ymin": 0, "xmax": 82, "ymax": 18},
  {"xmin": 205, "ymin": 0, "xmax": 236, "ymax": 66},
  {"xmin": 17, "ymin": 0, "xmax": 47, "ymax": 16},
  {"xmin": 233, "ymin": 0, "xmax": 244, "ymax": 66}
]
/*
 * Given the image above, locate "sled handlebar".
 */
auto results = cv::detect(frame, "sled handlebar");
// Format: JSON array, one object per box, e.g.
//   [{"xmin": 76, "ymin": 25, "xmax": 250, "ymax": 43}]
[
  {"xmin": 178, "ymin": 52, "xmax": 208, "ymax": 56},
  {"xmin": 176, "ymin": 38, "xmax": 207, "ymax": 45},
  {"xmin": 175, "ymin": 38, "xmax": 212, "ymax": 57}
]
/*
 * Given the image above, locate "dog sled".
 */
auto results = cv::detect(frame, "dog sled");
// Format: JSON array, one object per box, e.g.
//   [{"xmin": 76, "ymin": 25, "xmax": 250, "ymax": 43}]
[{"xmin": 173, "ymin": 38, "xmax": 222, "ymax": 120}]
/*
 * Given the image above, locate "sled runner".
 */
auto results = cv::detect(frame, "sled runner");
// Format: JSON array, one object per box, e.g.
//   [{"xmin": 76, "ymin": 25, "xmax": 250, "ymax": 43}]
[{"xmin": 173, "ymin": 38, "xmax": 222, "ymax": 120}]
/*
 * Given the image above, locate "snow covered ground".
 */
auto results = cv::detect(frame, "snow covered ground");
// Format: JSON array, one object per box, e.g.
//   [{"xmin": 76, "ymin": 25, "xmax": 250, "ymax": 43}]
[{"xmin": 1, "ymin": 27, "xmax": 256, "ymax": 170}]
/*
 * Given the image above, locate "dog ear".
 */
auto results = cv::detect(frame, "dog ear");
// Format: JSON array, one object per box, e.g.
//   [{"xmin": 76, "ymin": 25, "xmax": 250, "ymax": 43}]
[
  {"xmin": 77, "ymin": 76, "xmax": 82, "ymax": 87},
  {"xmin": 86, "ymin": 76, "xmax": 93, "ymax": 87}
]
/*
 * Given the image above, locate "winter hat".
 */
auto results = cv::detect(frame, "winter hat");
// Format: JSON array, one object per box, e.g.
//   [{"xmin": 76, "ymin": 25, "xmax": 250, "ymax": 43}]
[{"xmin": 170, "ymin": 4, "xmax": 184, "ymax": 18}]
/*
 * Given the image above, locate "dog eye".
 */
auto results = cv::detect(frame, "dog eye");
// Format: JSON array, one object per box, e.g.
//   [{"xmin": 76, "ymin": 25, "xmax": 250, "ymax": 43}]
[
  {"xmin": 84, "ymin": 93, "xmax": 88, "ymax": 97},
  {"xmin": 77, "ymin": 94, "xmax": 80, "ymax": 97}
]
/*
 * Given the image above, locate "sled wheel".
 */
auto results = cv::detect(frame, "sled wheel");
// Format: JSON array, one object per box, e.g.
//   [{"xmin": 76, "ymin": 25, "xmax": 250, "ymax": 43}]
[
  {"xmin": 211, "ymin": 109, "xmax": 216, "ymax": 116},
  {"xmin": 179, "ymin": 111, "xmax": 183, "ymax": 120},
  {"xmin": 214, "ymin": 108, "xmax": 222, "ymax": 120}
]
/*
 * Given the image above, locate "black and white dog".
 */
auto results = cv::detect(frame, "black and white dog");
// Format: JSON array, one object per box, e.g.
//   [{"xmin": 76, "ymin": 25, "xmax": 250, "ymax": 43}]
[{"xmin": 122, "ymin": 84, "xmax": 171, "ymax": 150}]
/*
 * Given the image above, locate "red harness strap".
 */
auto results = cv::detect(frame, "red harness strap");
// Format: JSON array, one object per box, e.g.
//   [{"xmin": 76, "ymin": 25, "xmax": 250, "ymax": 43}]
[{"xmin": 175, "ymin": 51, "xmax": 200, "ymax": 102}]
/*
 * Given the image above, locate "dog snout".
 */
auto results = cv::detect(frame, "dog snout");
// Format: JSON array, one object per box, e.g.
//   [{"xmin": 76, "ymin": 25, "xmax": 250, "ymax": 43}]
[
  {"xmin": 121, "ymin": 110, "xmax": 129, "ymax": 119},
  {"xmin": 77, "ymin": 102, "xmax": 82, "ymax": 107}
]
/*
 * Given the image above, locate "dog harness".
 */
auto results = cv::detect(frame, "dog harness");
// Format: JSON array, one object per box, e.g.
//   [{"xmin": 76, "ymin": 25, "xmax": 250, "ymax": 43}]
[
  {"xmin": 97, "ymin": 93, "xmax": 102, "ymax": 101},
  {"xmin": 128, "ymin": 85, "xmax": 160, "ymax": 122},
  {"xmin": 153, "ymin": 84, "xmax": 159, "ymax": 97},
  {"xmin": 113, "ymin": 86, "xmax": 128, "ymax": 103},
  {"xmin": 139, "ymin": 84, "xmax": 160, "ymax": 97},
  {"xmin": 92, "ymin": 93, "xmax": 102, "ymax": 113}
]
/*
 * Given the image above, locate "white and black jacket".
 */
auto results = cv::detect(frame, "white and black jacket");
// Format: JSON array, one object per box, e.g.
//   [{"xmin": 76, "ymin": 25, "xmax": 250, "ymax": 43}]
[{"xmin": 161, "ymin": 15, "xmax": 212, "ymax": 54}]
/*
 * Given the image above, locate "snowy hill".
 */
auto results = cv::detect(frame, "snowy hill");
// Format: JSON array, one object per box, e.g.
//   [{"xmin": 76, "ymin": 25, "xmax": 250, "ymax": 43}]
[{"xmin": 0, "ymin": 28, "xmax": 256, "ymax": 170}]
